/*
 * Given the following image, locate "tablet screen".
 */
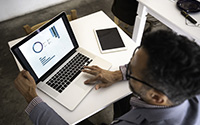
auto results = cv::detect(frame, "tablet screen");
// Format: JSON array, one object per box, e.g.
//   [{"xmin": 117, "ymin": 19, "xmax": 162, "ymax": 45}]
[{"xmin": 95, "ymin": 28, "xmax": 126, "ymax": 53}]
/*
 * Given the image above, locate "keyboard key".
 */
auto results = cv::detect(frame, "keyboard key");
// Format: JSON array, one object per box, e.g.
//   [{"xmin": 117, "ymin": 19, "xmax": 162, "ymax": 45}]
[{"xmin": 69, "ymin": 70, "xmax": 81, "ymax": 82}]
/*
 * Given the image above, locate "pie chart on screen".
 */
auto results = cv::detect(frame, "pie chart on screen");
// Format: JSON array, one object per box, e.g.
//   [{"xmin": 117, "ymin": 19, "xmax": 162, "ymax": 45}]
[{"xmin": 33, "ymin": 42, "xmax": 43, "ymax": 53}]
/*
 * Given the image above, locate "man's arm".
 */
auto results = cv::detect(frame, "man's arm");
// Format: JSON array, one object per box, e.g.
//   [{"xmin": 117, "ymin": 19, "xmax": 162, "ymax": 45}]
[
  {"xmin": 28, "ymin": 97, "xmax": 68, "ymax": 125},
  {"xmin": 14, "ymin": 65, "xmax": 127, "ymax": 124},
  {"xmin": 14, "ymin": 70, "xmax": 68, "ymax": 125}
]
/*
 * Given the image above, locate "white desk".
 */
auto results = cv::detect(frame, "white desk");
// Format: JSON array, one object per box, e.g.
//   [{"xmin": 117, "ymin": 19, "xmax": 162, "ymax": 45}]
[
  {"xmin": 8, "ymin": 11, "xmax": 136, "ymax": 125},
  {"xmin": 133, "ymin": 0, "xmax": 200, "ymax": 46}
]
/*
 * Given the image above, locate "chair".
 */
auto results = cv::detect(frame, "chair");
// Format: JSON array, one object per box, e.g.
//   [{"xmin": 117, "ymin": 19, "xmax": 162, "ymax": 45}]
[
  {"xmin": 23, "ymin": 9, "xmax": 77, "ymax": 34},
  {"xmin": 113, "ymin": 16, "xmax": 132, "ymax": 36},
  {"xmin": 111, "ymin": 0, "xmax": 138, "ymax": 36}
]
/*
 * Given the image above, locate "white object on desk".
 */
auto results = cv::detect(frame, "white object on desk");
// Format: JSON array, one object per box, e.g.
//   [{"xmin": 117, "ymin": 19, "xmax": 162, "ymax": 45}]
[
  {"xmin": 133, "ymin": 0, "xmax": 200, "ymax": 45},
  {"xmin": 8, "ymin": 11, "xmax": 136, "ymax": 124}
]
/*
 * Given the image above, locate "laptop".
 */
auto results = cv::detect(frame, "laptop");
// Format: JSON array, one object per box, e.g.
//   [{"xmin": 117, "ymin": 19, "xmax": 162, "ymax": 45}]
[{"xmin": 11, "ymin": 12, "xmax": 112, "ymax": 111}]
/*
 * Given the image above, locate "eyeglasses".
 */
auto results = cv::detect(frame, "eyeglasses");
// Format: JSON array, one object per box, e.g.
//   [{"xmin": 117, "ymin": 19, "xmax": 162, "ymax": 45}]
[{"xmin": 126, "ymin": 46, "xmax": 165, "ymax": 98}]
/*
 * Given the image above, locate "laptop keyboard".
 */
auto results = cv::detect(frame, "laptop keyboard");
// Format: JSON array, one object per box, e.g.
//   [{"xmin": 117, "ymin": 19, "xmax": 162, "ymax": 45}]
[{"xmin": 46, "ymin": 53, "xmax": 93, "ymax": 93}]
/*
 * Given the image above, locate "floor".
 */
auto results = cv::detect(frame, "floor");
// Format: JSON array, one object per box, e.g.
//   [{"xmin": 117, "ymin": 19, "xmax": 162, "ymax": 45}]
[{"xmin": 0, "ymin": 0, "xmax": 169, "ymax": 124}]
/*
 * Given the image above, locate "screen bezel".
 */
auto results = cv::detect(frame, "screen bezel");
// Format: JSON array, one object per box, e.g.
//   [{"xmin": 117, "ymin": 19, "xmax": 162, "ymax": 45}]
[{"xmin": 11, "ymin": 12, "xmax": 79, "ymax": 83}]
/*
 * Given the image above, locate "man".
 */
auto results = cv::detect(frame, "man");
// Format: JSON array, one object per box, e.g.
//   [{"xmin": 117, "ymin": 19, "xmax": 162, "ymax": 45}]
[{"xmin": 14, "ymin": 30, "xmax": 200, "ymax": 125}]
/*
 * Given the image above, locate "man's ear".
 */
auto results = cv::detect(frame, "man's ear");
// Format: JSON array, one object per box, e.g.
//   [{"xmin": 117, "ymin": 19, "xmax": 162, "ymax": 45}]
[
  {"xmin": 147, "ymin": 90, "xmax": 170, "ymax": 106},
  {"xmin": 151, "ymin": 92, "xmax": 165, "ymax": 103}
]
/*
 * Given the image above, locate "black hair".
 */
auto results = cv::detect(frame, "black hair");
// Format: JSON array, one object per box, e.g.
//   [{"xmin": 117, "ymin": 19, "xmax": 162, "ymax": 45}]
[{"xmin": 141, "ymin": 30, "xmax": 200, "ymax": 105}]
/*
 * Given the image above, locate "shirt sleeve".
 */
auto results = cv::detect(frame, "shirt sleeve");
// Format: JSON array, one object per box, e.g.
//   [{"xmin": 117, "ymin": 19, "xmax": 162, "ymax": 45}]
[
  {"xmin": 25, "ymin": 97, "xmax": 68, "ymax": 125},
  {"xmin": 25, "ymin": 96, "xmax": 43, "ymax": 115},
  {"xmin": 119, "ymin": 64, "xmax": 128, "ymax": 81}
]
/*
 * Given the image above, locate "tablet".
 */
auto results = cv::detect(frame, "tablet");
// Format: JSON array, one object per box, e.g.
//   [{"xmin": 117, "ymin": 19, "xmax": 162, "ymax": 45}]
[{"xmin": 94, "ymin": 27, "xmax": 126, "ymax": 53}]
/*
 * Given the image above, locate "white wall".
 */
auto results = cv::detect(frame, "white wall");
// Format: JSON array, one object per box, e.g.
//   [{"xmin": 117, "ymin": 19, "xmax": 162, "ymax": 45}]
[{"xmin": 0, "ymin": 0, "xmax": 70, "ymax": 22}]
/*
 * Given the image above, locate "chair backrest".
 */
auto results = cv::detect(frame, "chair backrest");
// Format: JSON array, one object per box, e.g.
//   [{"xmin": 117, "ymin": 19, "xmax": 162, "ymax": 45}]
[
  {"xmin": 23, "ymin": 9, "xmax": 77, "ymax": 34},
  {"xmin": 113, "ymin": 16, "xmax": 132, "ymax": 37}
]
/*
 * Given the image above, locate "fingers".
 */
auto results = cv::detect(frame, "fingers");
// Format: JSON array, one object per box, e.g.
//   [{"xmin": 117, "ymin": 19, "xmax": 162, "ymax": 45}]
[
  {"xmin": 82, "ymin": 65, "xmax": 102, "ymax": 75},
  {"xmin": 82, "ymin": 69, "xmax": 97, "ymax": 75},
  {"xmin": 15, "ymin": 70, "xmax": 26, "ymax": 84},
  {"xmin": 14, "ymin": 70, "xmax": 28, "ymax": 93},
  {"xmin": 84, "ymin": 75, "xmax": 101, "ymax": 84},
  {"xmin": 84, "ymin": 65, "xmax": 100, "ymax": 70},
  {"xmin": 14, "ymin": 70, "xmax": 35, "ymax": 87},
  {"xmin": 23, "ymin": 70, "xmax": 35, "ymax": 83},
  {"xmin": 95, "ymin": 83, "xmax": 110, "ymax": 90},
  {"xmin": 14, "ymin": 70, "xmax": 38, "ymax": 103},
  {"xmin": 83, "ymin": 65, "xmax": 112, "ymax": 90}
]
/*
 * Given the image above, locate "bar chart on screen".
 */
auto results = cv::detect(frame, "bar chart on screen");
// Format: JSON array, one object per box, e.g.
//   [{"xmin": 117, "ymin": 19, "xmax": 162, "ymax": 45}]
[
  {"xmin": 39, "ymin": 55, "xmax": 55, "ymax": 66},
  {"xmin": 49, "ymin": 26, "xmax": 60, "ymax": 38}
]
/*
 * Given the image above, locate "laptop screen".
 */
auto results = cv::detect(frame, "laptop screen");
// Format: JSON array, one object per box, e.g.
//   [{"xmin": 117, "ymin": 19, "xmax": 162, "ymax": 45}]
[
  {"xmin": 11, "ymin": 12, "xmax": 79, "ymax": 83},
  {"xmin": 19, "ymin": 18, "xmax": 74, "ymax": 78}
]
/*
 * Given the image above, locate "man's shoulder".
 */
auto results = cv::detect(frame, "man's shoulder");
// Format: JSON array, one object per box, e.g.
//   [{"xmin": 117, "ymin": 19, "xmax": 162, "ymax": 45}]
[
  {"xmin": 195, "ymin": 94, "xmax": 200, "ymax": 100},
  {"xmin": 118, "ymin": 96, "xmax": 200, "ymax": 124}
]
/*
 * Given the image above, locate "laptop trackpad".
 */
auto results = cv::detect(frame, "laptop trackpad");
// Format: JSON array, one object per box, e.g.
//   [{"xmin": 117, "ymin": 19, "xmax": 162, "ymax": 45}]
[{"xmin": 75, "ymin": 73, "xmax": 94, "ymax": 91}]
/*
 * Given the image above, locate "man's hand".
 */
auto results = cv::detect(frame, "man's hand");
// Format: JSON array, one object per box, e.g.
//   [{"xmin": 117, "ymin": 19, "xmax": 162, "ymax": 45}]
[
  {"xmin": 14, "ymin": 70, "xmax": 38, "ymax": 103},
  {"xmin": 82, "ymin": 65, "xmax": 123, "ymax": 90}
]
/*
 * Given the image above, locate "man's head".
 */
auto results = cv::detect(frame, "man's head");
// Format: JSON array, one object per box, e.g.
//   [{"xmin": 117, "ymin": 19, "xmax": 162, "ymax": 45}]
[{"xmin": 128, "ymin": 30, "xmax": 200, "ymax": 106}]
